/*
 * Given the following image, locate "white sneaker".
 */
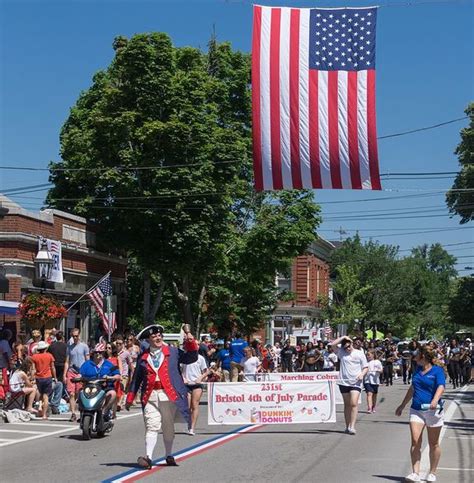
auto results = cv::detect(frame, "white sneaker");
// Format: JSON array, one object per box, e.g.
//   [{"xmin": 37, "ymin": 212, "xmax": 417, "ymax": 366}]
[
  {"xmin": 187, "ymin": 428, "xmax": 195, "ymax": 436},
  {"xmin": 425, "ymin": 474, "xmax": 437, "ymax": 482},
  {"xmin": 404, "ymin": 473, "xmax": 420, "ymax": 482},
  {"xmin": 347, "ymin": 427, "xmax": 356, "ymax": 435}
]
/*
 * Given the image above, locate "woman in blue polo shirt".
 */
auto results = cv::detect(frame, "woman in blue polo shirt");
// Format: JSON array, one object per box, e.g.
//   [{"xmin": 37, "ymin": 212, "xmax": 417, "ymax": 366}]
[{"xmin": 395, "ymin": 346, "xmax": 445, "ymax": 483}]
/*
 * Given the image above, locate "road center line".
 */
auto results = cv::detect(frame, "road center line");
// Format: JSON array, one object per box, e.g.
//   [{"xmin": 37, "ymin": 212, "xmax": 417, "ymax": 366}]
[
  {"xmin": 103, "ymin": 424, "xmax": 265, "ymax": 483},
  {"xmin": 437, "ymin": 467, "xmax": 474, "ymax": 471},
  {"xmin": 10, "ymin": 422, "xmax": 72, "ymax": 428},
  {"xmin": 0, "ymin": 426, "xmax": 77, "ymax": 446}
]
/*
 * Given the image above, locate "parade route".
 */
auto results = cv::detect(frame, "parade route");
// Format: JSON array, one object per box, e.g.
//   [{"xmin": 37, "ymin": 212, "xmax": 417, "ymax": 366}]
[
  {"xmin": 0, "ymin": 382, "xmax": 471, "ymax": 483},
  {"xmin": 0, "ymin": 409, "xmax": 143, "ymax": 448}
]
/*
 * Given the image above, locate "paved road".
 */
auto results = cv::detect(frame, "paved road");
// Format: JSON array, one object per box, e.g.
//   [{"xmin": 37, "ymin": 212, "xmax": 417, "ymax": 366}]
[{"xmin": 0, "ymin": 381, "xmax": 471, "ymax": 483}]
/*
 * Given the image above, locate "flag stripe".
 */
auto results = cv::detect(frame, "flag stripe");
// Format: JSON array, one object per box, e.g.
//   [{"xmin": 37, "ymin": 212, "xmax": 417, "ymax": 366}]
[
  {"xmin": 260, "ymin": 8, "xmax": 272, "ymax": 191},
  {"xmin": 298, "ymin": 9, "xmax": 312, "ymax": 189},
  {"xmin": 337, "ymin": 71, "xmax": 352, "ymax": 189},
  {"xmin": 308, "ymin": 70, "xmax": 322, "ymax": 188},
  {"xmin": 270, "ymin": 8, "xmax": 283, "ymax": 190},
  {"xmin": 357, "ymin": 70, "xmax": 371, "ymax": 189},
  {"xmin": 318, "ymin": 71, "xmax": 332, "ymax": 189},
  {"xmin": 328, "ymin": 71, "xmax": 342, "ymax": 189},
  {"xmin": 251, "ymin": 5, "xmax": 263, "ymax": 191},
  {"xmin": 279, "ymin": 8, "xmax": 292, "ymax": 189},
  {"xmin": 347, "ymin": 71, "xmax": 362, "ymax": 189},
  {"xmin": 289, "ymin": 8, "xmax": 302, "ymax": 189},
  {"xmin": 367, "ymin": 69, "xmax": 381, "ymax": 190}
]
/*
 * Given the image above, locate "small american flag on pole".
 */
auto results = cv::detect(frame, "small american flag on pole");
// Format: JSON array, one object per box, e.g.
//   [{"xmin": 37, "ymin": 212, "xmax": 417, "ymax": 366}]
[
  {"xmin": 87, "ymin": 273, "xmax": 116, "ymax": 336},
  {"xmin": 252, "ymin": 5, "xmax": 381, "ymax": 191}
]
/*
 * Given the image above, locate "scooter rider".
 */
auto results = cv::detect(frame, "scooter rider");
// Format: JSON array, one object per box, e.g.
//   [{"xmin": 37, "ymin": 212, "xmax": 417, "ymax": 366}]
[
  {"xmin": 125, "ymin": 324, "xmax": 199, "ymax": 469},
  {"xmin": 79, "ymin": 343, "xmax": 120, "ymax": 419}
]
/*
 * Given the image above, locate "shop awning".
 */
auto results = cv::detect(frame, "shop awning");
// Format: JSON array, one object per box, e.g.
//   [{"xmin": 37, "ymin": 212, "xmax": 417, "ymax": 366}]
[{"xmin": 0, "ymin": 301, "xmax": 19, "ymax": 315}]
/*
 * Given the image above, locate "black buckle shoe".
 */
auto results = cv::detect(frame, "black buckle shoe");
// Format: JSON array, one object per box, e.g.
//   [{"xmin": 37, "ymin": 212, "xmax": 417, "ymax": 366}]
[
  {"xmin": 137, "ymin": 456, "xmax": 152, "ymax": 470},
  {"xmin": 165, "ymin": 456, "xmax": 178, "ymax": 466}
]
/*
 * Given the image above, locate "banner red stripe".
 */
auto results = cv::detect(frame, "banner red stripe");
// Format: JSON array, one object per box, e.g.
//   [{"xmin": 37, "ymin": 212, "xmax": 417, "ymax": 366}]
[
  {"xmin": 270, "ymin": 8, "xmax": 283, "ymax": 190},
  {"xmin": 367, "ymin": 69, "xmax": 381, "ymax": 190},
  {"xmin": 252, "ymin": 6, "xmax": 264, "ymax": 192},
  {"xmin": 289, "ymin": 8, "xmax": 302, "ymax": 189},
  {"xmin": 347, "ymin": 71, "xmax": 362, "ymax": 189},
  {"xmin": 328, "ymin": 71, "xmax": 342, "ymax": 189},
  {"xmin": 308, "ymin": 70, "xmax": 322, "ymax": 188}
]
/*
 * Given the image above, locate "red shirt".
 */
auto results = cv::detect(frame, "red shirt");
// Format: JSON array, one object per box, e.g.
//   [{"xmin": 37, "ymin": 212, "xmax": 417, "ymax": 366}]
[{"xmin": 31, "ymin": 352, "xmax": 55, "ymax": 378}]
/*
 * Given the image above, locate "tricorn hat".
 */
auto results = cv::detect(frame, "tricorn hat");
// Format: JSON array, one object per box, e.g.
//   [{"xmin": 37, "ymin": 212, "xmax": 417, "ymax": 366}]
[{"xmin": 137, "ymin": 324, "xmax": 164, "ymax": 340}]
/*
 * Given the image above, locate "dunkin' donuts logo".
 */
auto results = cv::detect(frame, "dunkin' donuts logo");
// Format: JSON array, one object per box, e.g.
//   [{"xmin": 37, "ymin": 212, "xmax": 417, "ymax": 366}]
[{"xmin": 250, "ymin": 408, "xmax": 294, "ymax": 423}]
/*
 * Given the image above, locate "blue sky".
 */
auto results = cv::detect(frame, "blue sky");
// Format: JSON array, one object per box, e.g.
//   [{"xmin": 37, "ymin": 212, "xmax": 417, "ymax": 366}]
[{"xmin": 1, "ymin": 0, "xmax": 473, "ymax": 271}]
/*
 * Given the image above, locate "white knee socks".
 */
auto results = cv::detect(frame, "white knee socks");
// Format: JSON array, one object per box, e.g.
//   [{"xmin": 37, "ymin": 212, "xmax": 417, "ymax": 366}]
[
  {"xmin": 145, "ymin": 431, "xmax": 158, "ymax": 459},
  {"xmin": 164, "ymin": 437, "xmax": 173, "ymax": 457}
]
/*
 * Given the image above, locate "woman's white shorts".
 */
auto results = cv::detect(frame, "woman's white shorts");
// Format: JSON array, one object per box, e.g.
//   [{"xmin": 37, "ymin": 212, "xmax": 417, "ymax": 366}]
[{"xmin": 409, "ymin": 408, "xmax": 444, "ymax": 427}]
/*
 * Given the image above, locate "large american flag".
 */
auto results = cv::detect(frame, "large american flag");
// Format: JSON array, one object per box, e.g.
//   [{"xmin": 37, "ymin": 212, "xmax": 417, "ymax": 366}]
[
  {"xmin": 252, "ymin": 5, "xmax": 381, "ymax": 191},
  {"xmin": 87, "ymin": 274, "xmax": 116, "ymax": 336}
]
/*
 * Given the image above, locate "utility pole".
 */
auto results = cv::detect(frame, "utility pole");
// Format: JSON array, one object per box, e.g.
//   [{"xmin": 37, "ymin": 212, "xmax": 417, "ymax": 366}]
[{"xmin": 335, "ymin": 226, "xmax": 347, "ymax": 241}]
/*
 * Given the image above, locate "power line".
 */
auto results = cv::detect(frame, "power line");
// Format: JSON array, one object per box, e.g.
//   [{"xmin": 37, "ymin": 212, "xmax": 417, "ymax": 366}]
[
  {"xmin": 396, "ymin": 242, "xmax": 474, "ymax": 252},
  {"xmin": 0, "ymin": 115, "xmax": 469, "ymax": 174},
  {"xmin": 359, "ymin": 227, "xmax": 473, "ymax": 238},
  {"xmin": 1, "ymin": 183, "xmax": 52, "ymax": 194},
  {"xmin": 318, "ymin": 227, "xmax": 473, "ymax": 232},
  {"xmin": 324, "ymin": 204, "xmax": 474, "ymax": 216},
  {"xmin": 4, "ymin": 188, "xmax": 473, "ymax": 204},
  {"xmin": 0, "ymin": 160, "xmax": 241, "ymax": 173},
  {"xmin": 377, "ymin": 116, "xmax": 468, "ymax": 139}
]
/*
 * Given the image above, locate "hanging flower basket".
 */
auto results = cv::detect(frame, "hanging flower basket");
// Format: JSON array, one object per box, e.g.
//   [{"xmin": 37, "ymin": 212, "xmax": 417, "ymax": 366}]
[{"xmin": 19, "ymin": 293, "xmax": 67, "ymax": 329}]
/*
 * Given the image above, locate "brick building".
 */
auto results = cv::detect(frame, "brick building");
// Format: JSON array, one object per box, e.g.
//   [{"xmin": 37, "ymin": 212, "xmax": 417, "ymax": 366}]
[
  {"xmin": 263, "ymin": 237, "xmax": 335, "ymax": 345},
  {"xmin": 0, "ymin": 195, "xmax": 127, "ymax": 342}
]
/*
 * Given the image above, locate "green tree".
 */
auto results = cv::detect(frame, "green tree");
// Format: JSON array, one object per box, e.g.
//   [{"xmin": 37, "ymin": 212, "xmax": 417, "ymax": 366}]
[
  {"xmin": 329, "ymin": 235, "xmax": 401, "ymax": 332},
  {"xmin": 449, "ymin": 276, "xmax": 474, "ymax": 328},
  {"xmin": 398, "ymin": 244, "xmax": 457, "ymax": 338},
  {"xmin": 205, "ymin": 191, "xmax": 320, "ymax": 336},
  {"xmin": 327, "ymin": 264, "xmax": 372, "ymax": 330},
  {"xmin": 47, "ymin": 33, "xmax": 251, "ymax": 327},
  {"xmin": 328, "ymin": 237, "xmax": 458, "ymax": 338},
  {"xmin": 47, "ymin": 33, "xmax": 321, "ymax": 334},
  {"xmin": 446, "ymin": 103, "xmax": 474, "ymax": 223}
]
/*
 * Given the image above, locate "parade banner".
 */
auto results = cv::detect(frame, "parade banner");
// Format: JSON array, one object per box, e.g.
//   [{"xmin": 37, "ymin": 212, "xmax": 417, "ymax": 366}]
[
  {"xmin": 251, "ymin": 372, "xmax": 360, "ymax": 405},
  {"xmin": 208, "ymin": 381, "xmax": 336, "ymax": 425}
]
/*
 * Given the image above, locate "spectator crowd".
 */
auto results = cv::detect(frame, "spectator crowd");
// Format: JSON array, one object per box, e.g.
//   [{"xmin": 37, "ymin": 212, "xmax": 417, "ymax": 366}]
[{"xmin": 0, "ymin": 325, "xmax": 472, "ymax": 421}]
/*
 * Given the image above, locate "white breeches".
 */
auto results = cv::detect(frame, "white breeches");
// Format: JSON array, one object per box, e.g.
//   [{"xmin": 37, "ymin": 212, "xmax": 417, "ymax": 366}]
[{"xmin": 144, "ymin": 389, "xmax": 177, "ymax": 441}]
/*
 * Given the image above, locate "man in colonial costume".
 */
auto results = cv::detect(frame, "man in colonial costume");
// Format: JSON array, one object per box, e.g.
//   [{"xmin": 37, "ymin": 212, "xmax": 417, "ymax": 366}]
[{"xmin": 126, "ymin": 324, "xmax": 198, "ymax": 468}]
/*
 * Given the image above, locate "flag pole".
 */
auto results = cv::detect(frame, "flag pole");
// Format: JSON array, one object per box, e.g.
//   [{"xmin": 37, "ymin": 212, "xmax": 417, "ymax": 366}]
[{"xmin": 66, "ymin": 271, "xmax": 111, "ymax": 313}]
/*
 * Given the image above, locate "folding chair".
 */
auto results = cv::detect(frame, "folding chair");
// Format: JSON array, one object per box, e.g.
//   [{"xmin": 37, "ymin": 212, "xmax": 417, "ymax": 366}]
[{"xmin": 4, "ymin": 391, "xmax": 25, "ymax": 410}]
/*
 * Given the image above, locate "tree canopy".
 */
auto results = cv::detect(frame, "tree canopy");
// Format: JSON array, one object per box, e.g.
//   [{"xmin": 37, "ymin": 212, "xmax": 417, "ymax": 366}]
[
  {"xmin": 47, "ymin": 33, "xmax": 321, "ymax": 334},
  {"xmin": 446, "ymin": 103, "xmax": 474, "ymax": 223},
  {"xmin": 449, "ymin": 276, "xmax": 474, "ymax": 328},
  {"xmin": 327, "ymin": 236, "xmax": 458, "ymax": 338}
]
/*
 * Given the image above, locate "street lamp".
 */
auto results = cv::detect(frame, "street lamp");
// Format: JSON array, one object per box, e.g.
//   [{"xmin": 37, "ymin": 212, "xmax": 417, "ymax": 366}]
[{"xmin": 34, "ymin": 238, "xmax": 53, "ymax": 289}]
